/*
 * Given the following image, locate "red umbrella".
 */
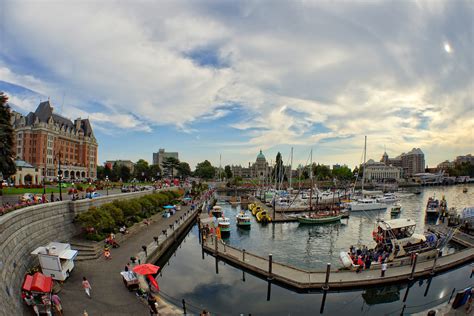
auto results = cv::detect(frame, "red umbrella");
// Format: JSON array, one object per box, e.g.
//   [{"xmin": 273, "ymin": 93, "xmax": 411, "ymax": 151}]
[{"xmin": 133, "ymin": 263, "xmax": 160, "ymax": 275}]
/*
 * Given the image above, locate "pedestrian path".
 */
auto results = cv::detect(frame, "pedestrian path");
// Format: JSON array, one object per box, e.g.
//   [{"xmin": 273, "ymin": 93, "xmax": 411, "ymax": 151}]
[{"xmin": 60, "ymin": 205, "xmax": 196, "ymax": 315}]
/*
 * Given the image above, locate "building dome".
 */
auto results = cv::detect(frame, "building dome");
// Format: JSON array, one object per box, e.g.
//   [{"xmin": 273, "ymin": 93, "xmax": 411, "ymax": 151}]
[{"xmin": 257, "ymin": 150, "xmax": 266, "ymax": 160}]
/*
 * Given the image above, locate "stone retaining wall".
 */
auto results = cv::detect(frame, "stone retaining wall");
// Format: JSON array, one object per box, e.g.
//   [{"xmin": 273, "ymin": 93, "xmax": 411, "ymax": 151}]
[{"xmin": 0, "ymin": 189, "xmax": 173, "ymax": 316}]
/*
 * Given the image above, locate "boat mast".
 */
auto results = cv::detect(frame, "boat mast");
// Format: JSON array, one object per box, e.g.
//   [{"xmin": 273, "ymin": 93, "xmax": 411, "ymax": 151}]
[
  {"xmin": 309, "ymin": 148, "xmax": 313, "ymax": 212},
  {"xmin": 289, "ymin": 147, "xmax": 293, "ymax": 190},
  {"xmin": 361, "ymin": 136, "xmax": 367, "ymax": 195}
]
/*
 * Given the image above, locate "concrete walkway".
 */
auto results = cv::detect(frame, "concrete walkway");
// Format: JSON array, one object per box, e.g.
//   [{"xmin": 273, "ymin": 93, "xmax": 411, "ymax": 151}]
[{"xmin": 59, "ymin": 206, "xmax": 194, "ymax": 315}]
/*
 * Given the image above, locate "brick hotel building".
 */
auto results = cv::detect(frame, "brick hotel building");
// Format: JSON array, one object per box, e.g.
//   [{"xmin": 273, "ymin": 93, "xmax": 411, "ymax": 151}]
[{"xmin": 10, "ymin": 101, "xmax": 98, "ymax": 182}]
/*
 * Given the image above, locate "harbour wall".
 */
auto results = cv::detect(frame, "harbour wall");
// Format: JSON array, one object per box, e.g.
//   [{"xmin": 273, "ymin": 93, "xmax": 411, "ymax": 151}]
[{"xmin": 0, "ymin": 189, "xmax": 171, "ymax": 316}]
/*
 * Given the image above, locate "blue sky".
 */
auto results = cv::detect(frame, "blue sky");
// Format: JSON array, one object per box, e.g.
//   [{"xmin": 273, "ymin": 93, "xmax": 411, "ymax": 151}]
[{"xmin": 0, "ymin": 0, "xmax": 473, "ymax": 169}]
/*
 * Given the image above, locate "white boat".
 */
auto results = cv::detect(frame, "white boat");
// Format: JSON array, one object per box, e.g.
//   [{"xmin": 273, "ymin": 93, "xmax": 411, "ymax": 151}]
[
  {"xmin": 236, "ymin": 211, "xmax": 251, "ymax": 228},
  {"xmin": 217, "ymin": 217, "xmax": 231, "ymax": 233},
  {"xmin": 377, "ymin": 193, "xmax": 399, "ymax": 204},
  {"xmin": 349, "ymin": 198, "xmax": 387, "ymax": 211}
]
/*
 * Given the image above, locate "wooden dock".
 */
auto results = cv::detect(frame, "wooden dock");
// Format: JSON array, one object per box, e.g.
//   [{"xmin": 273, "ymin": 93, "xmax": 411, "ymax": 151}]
[{"xmin": 199, "ymin": 214, "xmax": 474, "ymax": 290}]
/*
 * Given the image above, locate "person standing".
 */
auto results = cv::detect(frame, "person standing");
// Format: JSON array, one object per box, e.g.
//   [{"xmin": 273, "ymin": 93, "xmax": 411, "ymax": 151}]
[
  {"xmin": 381, "ymin": 261, "xmax": 387, "ymax": 277},
  {"xmin": 82, "ymin": 277, "xmax": 92, "ymax": 298},
  {"xmin": 51, "ymin": 293, "xmax": 63, "ymax": 316}
]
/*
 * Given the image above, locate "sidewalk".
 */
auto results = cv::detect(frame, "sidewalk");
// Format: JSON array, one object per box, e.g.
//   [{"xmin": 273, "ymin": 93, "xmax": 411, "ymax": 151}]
[{"xmin": 59, "ymin": 205, "xmax": 194, "ymax": 315}]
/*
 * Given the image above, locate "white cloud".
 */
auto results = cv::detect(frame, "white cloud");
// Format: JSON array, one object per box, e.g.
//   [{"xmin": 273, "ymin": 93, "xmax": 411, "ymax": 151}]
[{"xmin": 1, "ymin": 0, "xmax": 472, "ymax": 167}]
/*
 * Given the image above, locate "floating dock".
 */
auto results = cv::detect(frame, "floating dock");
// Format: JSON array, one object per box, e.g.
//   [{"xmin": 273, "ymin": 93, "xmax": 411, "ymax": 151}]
[{"xmin": 200, "ymin": 214, "xmax": 473, "ymax": 290}]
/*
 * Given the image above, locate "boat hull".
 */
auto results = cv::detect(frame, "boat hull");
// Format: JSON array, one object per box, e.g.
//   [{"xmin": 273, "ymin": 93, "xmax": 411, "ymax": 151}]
[
  {"xmin": 297, "ymin": 215, "xmax": 342, "ymax": 224},
  {"xmin": 350, "ymin": 203, "xmax": 387, "ymax": 211}
]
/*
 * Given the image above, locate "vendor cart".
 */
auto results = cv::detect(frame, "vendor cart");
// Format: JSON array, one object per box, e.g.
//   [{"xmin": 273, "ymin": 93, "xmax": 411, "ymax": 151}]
[
  {"xmin": 120, "ymin": 271, "xmax": 139, "ymax": 291},
  {"xmin": 21, "ymin": 272, "xmax": 53, "ymax": 315}
]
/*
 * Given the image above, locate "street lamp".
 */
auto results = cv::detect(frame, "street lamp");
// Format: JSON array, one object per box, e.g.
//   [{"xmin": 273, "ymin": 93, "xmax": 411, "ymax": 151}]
[
  {"xmin": 105, "ymin": 175, "xmax": 109, "ymax": 196},
  {"xmin": 54, "ymin": 152, "xmax": 63, "ymax": 201}
]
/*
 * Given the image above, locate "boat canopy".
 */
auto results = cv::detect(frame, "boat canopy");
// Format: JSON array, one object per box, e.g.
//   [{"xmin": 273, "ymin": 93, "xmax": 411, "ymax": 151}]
[
  {"xmin": 212, "ymin": 206, "xmax": 222, "ymax": 210},
  {"xmin": 378, "ymin": 218, "xmax": 416, "ymax": 231}
]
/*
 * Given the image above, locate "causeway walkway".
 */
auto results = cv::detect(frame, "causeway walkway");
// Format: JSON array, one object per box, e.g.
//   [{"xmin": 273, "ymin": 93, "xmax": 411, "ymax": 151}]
[
  {"xmin": 201, "ymin": 214, "xmax": 474, "ymax": 290},
  {"xmin": 59, "ymin": 205, "xmax": 199, "ymax": 315}
]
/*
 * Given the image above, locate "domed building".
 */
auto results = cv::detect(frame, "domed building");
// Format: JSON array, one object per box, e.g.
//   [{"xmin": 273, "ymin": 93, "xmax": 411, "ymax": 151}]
[
  {"xmin": 230, "ymin": 150, "xmax": 272, "ymax": 179},
  {"xmin": 251, "ymin": 150, "xmax": 271, "ymax": 178}
]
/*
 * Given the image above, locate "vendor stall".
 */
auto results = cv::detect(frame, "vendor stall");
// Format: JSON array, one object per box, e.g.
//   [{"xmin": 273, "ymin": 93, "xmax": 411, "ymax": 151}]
[
  {"xmin": 21, "ymin": 272, "xmax": 53, "ymax": 315},
  {"xmin": 31, "ymin": 242, "xmax": 78, "ymax": 281}
]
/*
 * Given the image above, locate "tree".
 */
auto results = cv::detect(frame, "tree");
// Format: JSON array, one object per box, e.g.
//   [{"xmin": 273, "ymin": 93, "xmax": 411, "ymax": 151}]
[
  {"xmin": 134, "ymin": 159, "xmax": 149, "ymax": 181},
  {"xmin": 312, "ymin": 164, "xmax": 332, "ymax": 181},
  {"xmin": 162, "ymin": 157, "xmax": 180, "ymax": 178},
  {"xmin": 273, "ymin": 152, "xmax": 284, "ymax": 182},
  {"xmin": 0, "ymin": 92, "xmax": 16, "ymax": 197},
  {"xmin": 119, "ymin": 165, "xmax": 131, "ymax": 182},
  {"xmin": 96, "ymin": 166, "xmax": 106, "ymax": 180},
  {"xmin": 149, "ymin": 164, "xmax": 162, "ymax": 180},
  {"xmin": 194, "ymin": 160, "xmax": 216, "ymax": 180},
  {"xmin": 332, "ymin": 165, "xmax": 354, "ymax": 181},
  {"xmin": 224, "ymin": 165, "xmax": 232, "ymax": 179},
  {"xmin": 177, "ymin": 162, "xmax": 192, "ymax": 179}
]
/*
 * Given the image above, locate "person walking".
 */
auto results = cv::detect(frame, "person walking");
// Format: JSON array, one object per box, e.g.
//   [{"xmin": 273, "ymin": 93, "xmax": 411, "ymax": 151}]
[
  {"xmin": 381, "ymin": 261, "xmax": 387, "ymax": 277},
  {"xmin": 82, "ymin": 277, "xmax": 92, "ymax": 298},
  {"xmin": 51, "ymin": 293, "xmax": 63, "ymax": 316}
]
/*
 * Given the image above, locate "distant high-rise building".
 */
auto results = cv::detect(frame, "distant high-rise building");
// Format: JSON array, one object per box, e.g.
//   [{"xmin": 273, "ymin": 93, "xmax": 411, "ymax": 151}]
[
  {"xmin": 11, "ymin": 100, "xmax": 98, "ymax": 181},
  {"xmin": 152, "ymin": 149, "xmax": 179, "ymax": 175},
  {"xmin": 380, "ymin": 148, "xmax": 425, "ymax": 177}
]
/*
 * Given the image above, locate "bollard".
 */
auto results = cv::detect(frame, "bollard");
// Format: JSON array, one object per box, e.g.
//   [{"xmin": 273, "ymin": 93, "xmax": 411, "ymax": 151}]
[
  {"xmin": 322, "ymin": 263, "xmax": 331, "ymax": 290},
  {"xmin": 182, "ymin": 298, "xmax": 187, "ymax": 315},
  {"xmin": 430, "ymin": 249, "xmax": 440, "ymax": 275},
  {"xmin": 408, "ymin": 253, "xmax": 418, "ymax": 281},
  {"xmin": 268, "ymin": 254, "xmax": 273, "ymax": 280},
  {"xmin": 214, "ymin": 235, "xmax": 218, "ymax": 255},
  {"xmin": 243, "ymin": 249, "xmax": 246, "ymax": 262}
]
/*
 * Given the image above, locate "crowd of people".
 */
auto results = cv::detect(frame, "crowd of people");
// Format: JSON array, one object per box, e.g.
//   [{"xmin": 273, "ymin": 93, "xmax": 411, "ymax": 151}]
[{"xmin": 348, "ymin": 244, "xmax": 392, "ymax": 273}]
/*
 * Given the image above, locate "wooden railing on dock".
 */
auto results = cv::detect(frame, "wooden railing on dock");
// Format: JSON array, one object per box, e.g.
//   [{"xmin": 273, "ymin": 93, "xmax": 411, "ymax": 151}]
[{"xmin": 200, "ymin": 214, "xmax": 474, "ymax": 290}]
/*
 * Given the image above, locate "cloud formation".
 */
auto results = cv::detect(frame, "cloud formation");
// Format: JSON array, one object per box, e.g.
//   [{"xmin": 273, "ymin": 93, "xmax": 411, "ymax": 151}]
[{"xmin": 0, "ymin": 0, "xmax": 472, "ymax": 166}]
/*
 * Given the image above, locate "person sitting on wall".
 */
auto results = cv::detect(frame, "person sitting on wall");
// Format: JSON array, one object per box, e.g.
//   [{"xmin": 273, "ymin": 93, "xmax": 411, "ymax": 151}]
[{"xmin": 119, "ymin": 225, "xmax": 129, "ymax": 234}]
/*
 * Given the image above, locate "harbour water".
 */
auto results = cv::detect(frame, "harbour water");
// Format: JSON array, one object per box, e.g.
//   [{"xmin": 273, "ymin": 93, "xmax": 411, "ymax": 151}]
[{"xmin": 155, "ymin": 185, "xmax": 473, "ymax": 314}]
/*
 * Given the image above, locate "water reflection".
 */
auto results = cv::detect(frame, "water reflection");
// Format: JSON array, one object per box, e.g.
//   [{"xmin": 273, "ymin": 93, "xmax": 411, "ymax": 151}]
[{"xmin": 157, "ymin": 223, "xmax": 473, "ymax": 315}]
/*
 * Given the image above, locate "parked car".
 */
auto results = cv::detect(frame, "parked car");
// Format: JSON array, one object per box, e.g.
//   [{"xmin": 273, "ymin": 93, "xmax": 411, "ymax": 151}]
[
  {"xmin": 20, "ymin": 193, "xmax": 35, "ymax": 202},
  {"xmin": 86, "ymin": 192, "xmax": 101, "ymax": 199}
]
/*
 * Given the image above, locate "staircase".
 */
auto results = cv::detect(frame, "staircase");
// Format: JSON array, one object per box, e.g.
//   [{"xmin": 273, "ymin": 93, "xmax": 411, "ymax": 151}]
[{"xmin": 69, "ymin": 238, "xmax": 103, "ymax": 261}]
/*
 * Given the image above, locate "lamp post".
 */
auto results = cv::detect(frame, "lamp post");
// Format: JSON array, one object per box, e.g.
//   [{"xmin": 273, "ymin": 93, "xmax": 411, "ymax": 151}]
[
  {"xmin": 54, "ymin": 152, "xmax": 63, "ymax": 201},
  {"xmin": 105, "ymin": 175, "xmax": 109, "ymax": 196},
  {"xmin": 43, "ymin": 167, "xmax": 46, "ymax": 196}
]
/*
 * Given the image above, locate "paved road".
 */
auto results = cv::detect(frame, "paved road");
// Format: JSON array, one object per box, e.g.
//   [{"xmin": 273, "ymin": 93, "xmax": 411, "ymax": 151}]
[{"xmin": 59, "ymin": 205, "xmax": 193, "ymax": 315}]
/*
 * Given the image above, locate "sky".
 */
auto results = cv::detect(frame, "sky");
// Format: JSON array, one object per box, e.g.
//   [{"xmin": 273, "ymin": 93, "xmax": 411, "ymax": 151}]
[{"xmin": 0, "ymin": 0, "xmax": 473, "ymax": 169}]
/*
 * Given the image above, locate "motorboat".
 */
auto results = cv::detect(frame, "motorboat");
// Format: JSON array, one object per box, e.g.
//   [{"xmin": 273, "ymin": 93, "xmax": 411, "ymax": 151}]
[
  {"xmin": 236, "ymin": 211, "xmax": 251, "ymax": 229},
  {"xmin": 340, "ymin": 218, "xmax": 443, "ymax": 269},
  {"xmin": 390, "ymin": 203, "xmax": 402, "ymax": 215},
  {"xmin": 256, "ymin": 210, "xmax": 272, "ymax": 223},
  {"xmin": 348, "ymin": 198, "xmax": 387, "ymax": 211},
  {"xmin": 212, "ymin": 205, "xmax": 223, "ymax": 217},
  {"xmin": 425, "ymin": 196, "xmax": 439, "ymax": 216},
  {"xmin": 377, "ymin": 193, "xmax": 399, "ymax": 204},
  {"xmin": 217, "ymin": 217, "xmax": 231, "ymax": 233}
]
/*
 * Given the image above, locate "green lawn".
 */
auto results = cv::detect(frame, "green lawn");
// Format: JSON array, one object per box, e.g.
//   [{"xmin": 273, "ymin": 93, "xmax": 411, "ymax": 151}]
[{"xmin": 1, "ymin": 187, "xmax": 64, "ymax": 195}]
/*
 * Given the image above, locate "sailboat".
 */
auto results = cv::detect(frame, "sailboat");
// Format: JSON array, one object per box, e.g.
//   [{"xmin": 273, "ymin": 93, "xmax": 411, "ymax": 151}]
[
  {"xmin": 297, "ymin": 149, "xmax": 342, "ymax": 224},
  {"xmin": 348, "ymin": 136, "xmax": 387, "ymax": 212}
]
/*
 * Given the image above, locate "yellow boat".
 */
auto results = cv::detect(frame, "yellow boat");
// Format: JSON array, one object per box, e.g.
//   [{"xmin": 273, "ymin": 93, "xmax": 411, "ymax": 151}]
[
  {"xmin": 248, "ymin": 203, "xmax": 256, "ymax": 211},
  {"xmin": 252, "ymin": 206, "xmax": 263, "ymax": 216},
  {"xmin": 256, "ymin": 210, "xmax": 272, "ymax": 223}
]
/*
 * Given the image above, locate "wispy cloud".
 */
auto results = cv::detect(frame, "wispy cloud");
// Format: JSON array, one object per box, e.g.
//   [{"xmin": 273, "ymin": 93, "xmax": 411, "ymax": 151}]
[{"xmin": 0, "ymin": 0, "xmax": 472, "ymax": 167}]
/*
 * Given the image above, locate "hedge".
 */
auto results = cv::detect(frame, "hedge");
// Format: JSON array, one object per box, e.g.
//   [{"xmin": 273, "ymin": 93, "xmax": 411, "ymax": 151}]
[{"xmin": 76, "ymin": 190, "xmax": 182, "ymax": 240}]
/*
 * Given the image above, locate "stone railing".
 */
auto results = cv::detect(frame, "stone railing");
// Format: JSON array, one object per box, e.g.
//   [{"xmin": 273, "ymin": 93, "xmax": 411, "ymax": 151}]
[{"xmin": 0, "ymin": 189, "xmax": 175, "ymax": 316}]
